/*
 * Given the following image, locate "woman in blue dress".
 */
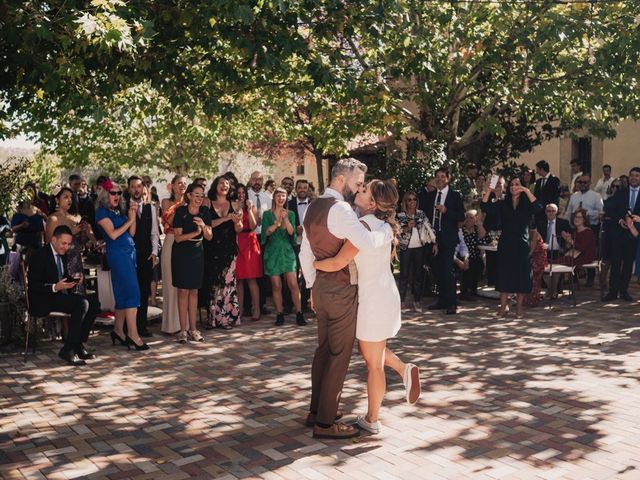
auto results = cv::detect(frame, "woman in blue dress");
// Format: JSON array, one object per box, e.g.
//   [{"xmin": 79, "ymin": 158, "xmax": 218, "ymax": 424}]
[{"xmin": 95, "ymin": 179, "xmax": 149, "ymax": 351}]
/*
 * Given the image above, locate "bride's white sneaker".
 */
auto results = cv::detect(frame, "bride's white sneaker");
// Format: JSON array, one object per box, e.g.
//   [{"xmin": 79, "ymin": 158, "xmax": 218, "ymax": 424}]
[
  {"xmin": 356, "ymin": 414, "xmax": 381, "ymax": 434},
  {"xmin": 404, "ymin": 363, "xmax": 421, "ymax": 405}
]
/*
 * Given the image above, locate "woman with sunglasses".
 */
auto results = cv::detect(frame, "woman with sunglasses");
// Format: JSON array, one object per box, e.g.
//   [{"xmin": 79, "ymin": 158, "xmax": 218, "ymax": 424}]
[
  {"xmin": 397, "ymin": 191, "xmax": 432, "ymax": 311},
  {"xmin": 96, "ymin": 179, "xmax": 149, "ymax": 351}
]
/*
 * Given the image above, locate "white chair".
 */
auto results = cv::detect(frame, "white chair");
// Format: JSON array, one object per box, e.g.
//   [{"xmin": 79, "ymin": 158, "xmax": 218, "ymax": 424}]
[{"xmin": 544, "ymin": 264, "xmax": 576, "ymax": 307}]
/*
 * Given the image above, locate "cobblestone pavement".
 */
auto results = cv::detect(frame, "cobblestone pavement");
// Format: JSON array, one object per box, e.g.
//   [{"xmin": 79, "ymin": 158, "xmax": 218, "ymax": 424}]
[{"xmin": 2, "ymin": 287, "xmax": 640, "ymax": 480}]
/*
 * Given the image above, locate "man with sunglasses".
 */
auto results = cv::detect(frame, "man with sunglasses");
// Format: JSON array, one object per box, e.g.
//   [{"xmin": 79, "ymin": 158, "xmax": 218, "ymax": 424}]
[
  {"xmin": 565, "ymin": 174, "xmax": 603, "ymax": 226},
  {"xmin": 564, "ymin": 174, "xmax": 603, "ymax": 286}
]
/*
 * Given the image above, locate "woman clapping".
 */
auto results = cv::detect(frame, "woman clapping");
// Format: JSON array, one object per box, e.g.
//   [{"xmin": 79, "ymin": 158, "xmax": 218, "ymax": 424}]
[
  {"xmin": 261, "ymin": 187, "xmax": 304, "ymax": 326},
  {"xmin": 172, "ymin": 183, "xmax": 212, "ymax": 343}
]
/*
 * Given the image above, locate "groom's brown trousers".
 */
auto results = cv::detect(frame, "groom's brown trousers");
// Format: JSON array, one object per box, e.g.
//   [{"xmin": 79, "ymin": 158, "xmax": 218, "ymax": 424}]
[{"xmin": 309, "ymin": 273, "xmax": 358, "ymax": 426}]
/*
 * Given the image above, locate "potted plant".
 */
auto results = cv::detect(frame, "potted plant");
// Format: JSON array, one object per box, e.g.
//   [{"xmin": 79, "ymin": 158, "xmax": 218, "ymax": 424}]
[{"xmin": 0, "ymin": 265, "xmax": 26, "ymax": 345}]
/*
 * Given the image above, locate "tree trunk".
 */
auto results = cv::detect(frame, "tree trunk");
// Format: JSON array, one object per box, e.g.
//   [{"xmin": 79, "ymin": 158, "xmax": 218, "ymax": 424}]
[{"xmin": 314, "ymin": 148, "xmax": 325, "ymax": 193}]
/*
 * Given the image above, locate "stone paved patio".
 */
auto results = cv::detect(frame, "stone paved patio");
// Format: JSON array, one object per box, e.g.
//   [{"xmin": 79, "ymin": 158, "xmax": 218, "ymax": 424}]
[{"xmin": 2, "ymin": 287, "xmax": 640, "ymax": 480}]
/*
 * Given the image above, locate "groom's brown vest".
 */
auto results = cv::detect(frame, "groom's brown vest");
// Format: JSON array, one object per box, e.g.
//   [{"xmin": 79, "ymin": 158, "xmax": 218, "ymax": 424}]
[{"xmin": 303, "ymin": 197, "xmax": 351, "ymax": 285}]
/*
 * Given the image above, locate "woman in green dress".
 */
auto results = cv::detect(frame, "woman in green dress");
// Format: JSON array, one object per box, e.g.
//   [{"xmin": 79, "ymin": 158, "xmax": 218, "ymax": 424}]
[{"xmin": 261, "ymin": 187, "xmax": 305, "ymax": 326}]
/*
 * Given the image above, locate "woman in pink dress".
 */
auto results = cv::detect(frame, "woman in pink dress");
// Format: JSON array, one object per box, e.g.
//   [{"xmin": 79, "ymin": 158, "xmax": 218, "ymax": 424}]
[{"xmin": 235, "ymin": 184, "xmax": 263, "ymax": 321}]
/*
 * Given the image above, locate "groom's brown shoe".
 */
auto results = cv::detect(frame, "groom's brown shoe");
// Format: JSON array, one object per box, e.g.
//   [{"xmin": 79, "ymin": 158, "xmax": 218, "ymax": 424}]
[
  {"xmin": 305, "ymin": 410, "xmax": 343, "ymax": 427},
  {"xmin": 313, "ymin": 422, "xmax": 360, "ymax": 440}
]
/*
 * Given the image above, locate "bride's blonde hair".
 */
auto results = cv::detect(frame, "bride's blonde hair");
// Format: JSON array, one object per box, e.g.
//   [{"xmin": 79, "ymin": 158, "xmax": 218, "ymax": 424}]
[{"xmin": 368, "ymin": 179, "xmax": 400, "ymax": 259}]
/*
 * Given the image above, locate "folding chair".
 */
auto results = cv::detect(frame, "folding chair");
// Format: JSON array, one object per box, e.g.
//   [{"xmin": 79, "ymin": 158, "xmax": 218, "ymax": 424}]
[
  {"xmin": 545, "ymin": 264, "xmax": 576, "ymax": 307},
  {"xmin": 21, "ymin": 261, "xmax": 70, "ymax": 363}
]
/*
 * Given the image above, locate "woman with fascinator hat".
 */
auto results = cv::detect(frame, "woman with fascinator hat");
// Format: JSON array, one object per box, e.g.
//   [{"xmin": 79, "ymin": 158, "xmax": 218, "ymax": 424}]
[{"xmin": 95, "ymin": 178, "xmax": 149, "ymax": 351}]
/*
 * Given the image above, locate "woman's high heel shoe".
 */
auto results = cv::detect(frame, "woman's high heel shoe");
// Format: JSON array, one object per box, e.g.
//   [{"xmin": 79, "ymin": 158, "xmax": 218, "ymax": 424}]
[
  {"xmin": 111, "ymin": 330, "xmax": 128, "ymax": 346},
  {"xmin": 126, "ymin": 335, "xmax": 150, "ymax": 351}
]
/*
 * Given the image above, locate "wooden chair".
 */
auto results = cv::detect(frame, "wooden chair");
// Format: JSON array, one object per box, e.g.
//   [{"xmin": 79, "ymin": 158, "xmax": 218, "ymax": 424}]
[{"xmin": 20, "ymin": 261, "xmax": 70, "ymax": 363}]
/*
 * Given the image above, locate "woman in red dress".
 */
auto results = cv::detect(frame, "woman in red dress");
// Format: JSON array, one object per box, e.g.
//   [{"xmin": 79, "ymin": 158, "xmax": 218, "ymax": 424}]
[{"xmin": 235, "ymin": 184, "xmax": 263, "ymax": 321}]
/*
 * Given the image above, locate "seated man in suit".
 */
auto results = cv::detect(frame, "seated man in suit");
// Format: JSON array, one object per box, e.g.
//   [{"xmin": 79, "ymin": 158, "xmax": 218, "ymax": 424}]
[
  {"xmin": 536, "ymin": 203, "xmax": 573, "ymax": 261},
  {"xmin": 27, "ymin": 225, "xmax": 97, "ymax": 366}
]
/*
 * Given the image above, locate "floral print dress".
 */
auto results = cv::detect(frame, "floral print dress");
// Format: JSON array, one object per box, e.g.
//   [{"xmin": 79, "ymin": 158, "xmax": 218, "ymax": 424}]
[{"xmin": 208, "ymin": 205, "xmax": 240, "ymax": 329}]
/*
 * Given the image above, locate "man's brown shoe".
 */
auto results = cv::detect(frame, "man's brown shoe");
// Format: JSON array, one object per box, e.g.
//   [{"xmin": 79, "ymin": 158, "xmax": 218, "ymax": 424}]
[
  {"xmin": 312, "ymin": 422, "xmax": 360, "ymax": 440},
  {"xmin": 305, "ymin": 410, "xmax": 344, "ymax": 427}
]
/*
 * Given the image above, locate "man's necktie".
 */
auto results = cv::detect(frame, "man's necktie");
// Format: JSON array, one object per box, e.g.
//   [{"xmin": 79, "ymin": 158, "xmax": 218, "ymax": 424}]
[
  {"xmin": 546, "ymin": 221, "xmax": 553, "ymax": 247},
  {"xmin": 541, "ymin": 178, "xmax": 546, "ymax": 190},
  {"xmin": 630, "ymin": 188, "xmax": 638, "ymax": 211},
  {"xmin": 434, "ymin": 191, "xmax": 442, "ymax": 231},
  {"xmin": 256, "ymin": 194, "xmax": 262, "ymax": 227},
  {"xmin": 56, "ymin": 254, "xmax": 64, "ymax": 280}
]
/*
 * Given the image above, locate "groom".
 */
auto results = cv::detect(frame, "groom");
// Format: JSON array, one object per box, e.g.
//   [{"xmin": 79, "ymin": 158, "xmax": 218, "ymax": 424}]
[{"xmin": 300, "ymin": 158, "xmax": 393, "ymax": 439}]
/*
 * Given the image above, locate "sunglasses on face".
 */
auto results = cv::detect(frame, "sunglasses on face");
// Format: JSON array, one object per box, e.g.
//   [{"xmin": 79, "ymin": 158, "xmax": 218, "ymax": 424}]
[
  {"xmin": 109, "ymin": 191, "xmax": 123, "ymax": 196},
  {"xmin": 407, "ymin": 198, "xmax": 417, "ymax": 202}
]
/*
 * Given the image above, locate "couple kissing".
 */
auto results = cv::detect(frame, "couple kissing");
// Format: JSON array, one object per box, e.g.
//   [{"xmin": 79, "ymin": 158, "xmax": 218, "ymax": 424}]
[{"xmin": 300, "ymin": 158, "xmax": 422, "ymax": 439}]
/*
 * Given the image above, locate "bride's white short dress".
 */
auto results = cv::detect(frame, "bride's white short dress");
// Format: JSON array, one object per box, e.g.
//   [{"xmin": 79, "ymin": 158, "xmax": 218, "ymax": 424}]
[{"xmin": 355, "ymin": 214, "xmax": 402, "ymax": 342}]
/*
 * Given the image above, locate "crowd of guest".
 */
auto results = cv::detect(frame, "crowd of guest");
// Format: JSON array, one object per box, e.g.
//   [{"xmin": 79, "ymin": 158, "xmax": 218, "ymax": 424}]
[
  {"xmin": 3, "ymin": 158, "xmax": 640, "ymax": 366},
  {"xmin": 5, "ymin": 170, "xmax": 319, "ymax": 365}
]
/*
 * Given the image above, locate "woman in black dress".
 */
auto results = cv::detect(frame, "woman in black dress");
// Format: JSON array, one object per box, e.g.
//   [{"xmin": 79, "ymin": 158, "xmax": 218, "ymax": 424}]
[
  {"xmin": 172, "ymin": 183, "xmax": 212, "ymax": 343},
  {"xmin": 207, "ymin": 176, "xmax": 242, "ymax": 329},
  {"xmin": 482, "ymin": 177, "xmax": 541, "ymax": 318}
]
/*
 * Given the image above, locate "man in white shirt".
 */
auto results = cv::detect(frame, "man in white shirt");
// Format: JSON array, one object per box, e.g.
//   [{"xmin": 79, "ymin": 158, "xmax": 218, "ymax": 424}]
[
  {"xmin": 565, "ymin": 174, "xmax": 604, "ymax": 226},
  {"xmin": 569, "ymin": 159, "xmax": 583, "ymax": 193},
  {"xmin": 299, "ymin": 158, "xmax": 393, "ymax": 440},
  {"xmin": 247, "ymin": 171, "xmax": 272, "ymax": 235},
  {"xmin": 594, "ymin": 164, "xmax": 615, "ymax": 200}
]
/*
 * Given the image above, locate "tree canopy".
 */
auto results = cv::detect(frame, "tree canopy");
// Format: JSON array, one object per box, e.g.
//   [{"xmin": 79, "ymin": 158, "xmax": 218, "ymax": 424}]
[{"xmin": 2, "ymin": 1, "xmax": 640, "ymax": 176}]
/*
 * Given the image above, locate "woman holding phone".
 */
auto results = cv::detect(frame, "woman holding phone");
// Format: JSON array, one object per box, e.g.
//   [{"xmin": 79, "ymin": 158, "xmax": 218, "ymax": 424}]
[{"xmin": 482, "ymin": 177, "xmax": 542, "ymax": 318}]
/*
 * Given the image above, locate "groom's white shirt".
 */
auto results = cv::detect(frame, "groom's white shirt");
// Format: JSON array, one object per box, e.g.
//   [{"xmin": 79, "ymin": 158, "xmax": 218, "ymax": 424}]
[{"xmin": 299, "ymin": 187, "xmax": 393, "ymax": 288}]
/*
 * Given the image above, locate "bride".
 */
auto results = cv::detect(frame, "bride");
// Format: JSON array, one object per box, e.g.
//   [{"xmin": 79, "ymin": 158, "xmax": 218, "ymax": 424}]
[{"xmin": 314, "ymin": 179, "xmax": 421, "ymax": 434}]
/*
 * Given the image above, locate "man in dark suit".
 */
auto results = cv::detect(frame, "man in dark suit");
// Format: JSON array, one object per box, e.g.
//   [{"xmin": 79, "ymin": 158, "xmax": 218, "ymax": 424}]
[
  {"xmin": 536, "ymin": 203, "xmax": 573, "ymax": 261},
  {"xmin": 533, "ymin": 160, "xmax": 561, "ymax": 222},
  {"xmin": 424, "ymin": 167, "xmax": 466, "ymax": 314},
  {"xmin": 27, "ymin": 225, "xmax": 97, "ymax": 366},
  {"xmin": 602, "ymin": 167, "xmax": 640, "ymax": 302},
  {"xmin": 127, "ymin": 176, "xmax": 159, "ymax": 337},
  {"xmin": 284, "ymin": 179, "xmax": 311, "ymax": 317}
]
